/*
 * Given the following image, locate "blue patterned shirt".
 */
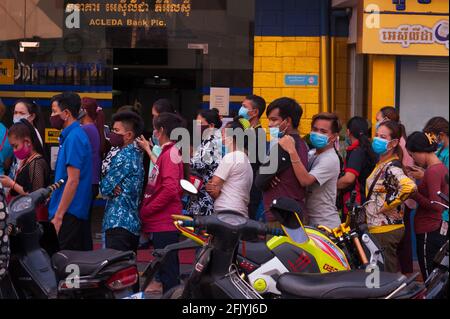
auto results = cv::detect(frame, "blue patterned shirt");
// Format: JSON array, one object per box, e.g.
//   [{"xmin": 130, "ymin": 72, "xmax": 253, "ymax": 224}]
[{"xmin": 100, "ymin": 144, "xmax": 144, "ymax": 235}]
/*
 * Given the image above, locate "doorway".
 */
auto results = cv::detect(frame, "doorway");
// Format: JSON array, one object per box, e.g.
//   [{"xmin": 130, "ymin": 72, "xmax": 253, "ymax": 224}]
[{"xmin": 112, "ymin": 48, "xmax": 204, "ymax": 134}]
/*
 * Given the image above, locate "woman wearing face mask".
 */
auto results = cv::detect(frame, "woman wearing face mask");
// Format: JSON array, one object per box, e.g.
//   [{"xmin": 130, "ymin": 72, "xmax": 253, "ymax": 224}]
[
  {"xmin": 0, "ymin": 120, "xmax": 50, "ymax": 221},
  {"xmin": 423, "ymin": 117, "xmax": 449, "ymax": 169},
  {"xmin": 337, "ymin": 117, "xmax": 377, "ymax": 216},
  {"xmin": 136, "ymin": 100, "xmax": 178, "ymax": 188},
  {"xmin": 185, "ymin": 109, "xmax": 223, "ymax": 216},
  {"xmin": 375, "ymin": 107, "xmax": 413, "ymax": 168},
  {"xmin": 12, "ymin": 99, "xmax": 45, "ymax": 147},
  {"xmin": 140, "ymin": 113, "xmax": 185, "ymax": 294},
  {"xmin": 365, "ymin": 121, "xmax": 417, "ymax": 273},
  {"xmin": 0, "ymin": 102, "xmax": 13, "ymax": 177},
  {"xmin": 376, "ymin": 106, "xmax": 416, "ymax": 275},
  {"xmin": 78, "ymin": 97, "xmax": 106, "ymax": 250},
  {"xmin": 406, "ymin": 132, "xmax": 448, "ymax": 281},
  {"xmin": 206, "ymin": 118, "xmax": 253, "ymax": 218}
]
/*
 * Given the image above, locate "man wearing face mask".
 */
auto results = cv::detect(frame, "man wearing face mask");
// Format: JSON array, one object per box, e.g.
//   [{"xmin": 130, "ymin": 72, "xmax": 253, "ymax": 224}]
[
  {"xmin": 48, "ymin": 92, "xmax": 92, "ymax": 251},
  {"xmin": 279, "ymin": 112, "xmax": 342, "ymax": 229},
  {"xmin": 256, "ymin": 98, "xmax": 309, "ymax": 229},
  {"xmin": 238, "ymin": 95, "xmax": 267, "ymax": 220},
  {"xmin": 100, "ymin": 111, "xmax": 144, "ymax": 252}
]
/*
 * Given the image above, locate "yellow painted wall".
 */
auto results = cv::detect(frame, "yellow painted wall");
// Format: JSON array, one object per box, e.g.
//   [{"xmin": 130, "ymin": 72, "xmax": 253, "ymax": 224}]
[
  {"xmin": 367, "ymin": 55, "xmax": 396, "ymax": 134},
  {"xmin": 253, "ymin": 36, "xmax": 321, "ymax": 136},
  {"xmin": 333, "ymin": 37, "xmax": 351, "ymax": 126}
]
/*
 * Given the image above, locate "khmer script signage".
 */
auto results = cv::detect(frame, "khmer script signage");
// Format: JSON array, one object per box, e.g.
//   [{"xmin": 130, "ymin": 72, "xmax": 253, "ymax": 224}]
[
  {"xmin": 65, "ymin": 0, "xmax": 192, "ymax": 28},
  {"xmin": 358, "ymin": 0, "xmax": 449, "ymax": 56}
]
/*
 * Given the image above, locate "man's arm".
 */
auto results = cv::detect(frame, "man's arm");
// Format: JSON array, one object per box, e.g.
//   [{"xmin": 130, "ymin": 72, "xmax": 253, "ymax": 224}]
[
  {"xmin": 279, "ymin": 136, "xmax": 316, "ymax": 187},
  {"xmin": 51, "ymin": 166, "xmax": 80, "ymax": 233},
  {"xmin": 100, "ymin": 153, "xmax": 127, "ymax": 197},
  {"xmin": 337, "ymin": 172, "xmax": 357, "ymax": 190},
  {"xmin": 206, "ymin": 175, "xmax": 225, "ymax": 199}
]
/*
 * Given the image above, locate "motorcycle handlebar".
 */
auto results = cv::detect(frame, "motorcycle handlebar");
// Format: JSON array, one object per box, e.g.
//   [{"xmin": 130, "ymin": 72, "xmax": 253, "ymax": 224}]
[
  {"xmin": 47, "ymin": 179, "xmax": 65, "ymax": 194},
  {"xmin": 179, "ymin": 219, "xmax": 284, "ymax": 237},
  {"xmin": 438, "ymin": 191, "xmax": 449, "ymax": 204},
  {"xmin": 346, "ymin": 190, "xmax": 357, "ymax": 211}
]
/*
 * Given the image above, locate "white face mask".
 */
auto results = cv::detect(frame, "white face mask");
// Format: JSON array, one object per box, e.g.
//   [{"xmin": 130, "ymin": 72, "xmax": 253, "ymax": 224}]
[{"xmin": 13, "ymin": 114, "xmax": 30, "ymax": 124}]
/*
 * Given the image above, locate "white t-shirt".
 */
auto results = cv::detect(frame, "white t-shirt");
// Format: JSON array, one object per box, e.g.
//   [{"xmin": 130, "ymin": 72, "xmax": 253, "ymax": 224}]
[
  {"xmin": 305, "ymin": 148, "xmax": 341, "ymax": 229},
  {"xmin": 213, "ymin": 150, "xmax": 253, "ymax": 217}
]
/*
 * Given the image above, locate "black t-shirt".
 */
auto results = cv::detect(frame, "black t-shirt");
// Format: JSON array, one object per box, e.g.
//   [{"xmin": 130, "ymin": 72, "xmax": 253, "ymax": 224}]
[
  {"xmin": 11, "ymin": 156, "xmax": 50, "ymax": 197},
  {"xmin": 341, "ymin": 144, "xmax": 375, "ymax": 213}
]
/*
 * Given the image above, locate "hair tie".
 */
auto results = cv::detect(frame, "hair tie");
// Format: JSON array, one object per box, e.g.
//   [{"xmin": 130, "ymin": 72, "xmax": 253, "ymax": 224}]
[
  {"xmin": 96, "ymin": 106, "xmax": 102, "ymax": 112},
  {"xmin": 425, "ymin": 132, "xmax": 438, "ymax": 145}
]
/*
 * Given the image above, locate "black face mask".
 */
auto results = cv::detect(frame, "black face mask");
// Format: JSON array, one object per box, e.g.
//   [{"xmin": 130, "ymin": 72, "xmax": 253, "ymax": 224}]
[
  {"xmin": 50, "ymin": 114, "xmax": 65, "ymax": 130},
  {"xmin": 109, "ymin": 132, "xmax": 125, "ymax": 147}
]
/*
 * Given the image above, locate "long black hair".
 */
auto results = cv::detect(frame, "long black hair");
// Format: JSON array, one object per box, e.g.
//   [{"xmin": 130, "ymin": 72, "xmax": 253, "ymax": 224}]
[{"xmin": 347, "ymin": 116, "xmax": 377, "ymax": 163}]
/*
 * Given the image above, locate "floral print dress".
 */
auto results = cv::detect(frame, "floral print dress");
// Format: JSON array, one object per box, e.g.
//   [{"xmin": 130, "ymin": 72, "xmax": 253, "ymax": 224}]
[{"xmin": 187, "ymin": 132, "xmax": 222, "ymax": 216}]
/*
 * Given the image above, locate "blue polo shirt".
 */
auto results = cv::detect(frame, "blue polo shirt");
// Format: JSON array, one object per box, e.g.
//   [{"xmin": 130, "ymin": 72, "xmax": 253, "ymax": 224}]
[{"xmin": 49, "ymin": 121, "xmax": 92, "ymax": 221}]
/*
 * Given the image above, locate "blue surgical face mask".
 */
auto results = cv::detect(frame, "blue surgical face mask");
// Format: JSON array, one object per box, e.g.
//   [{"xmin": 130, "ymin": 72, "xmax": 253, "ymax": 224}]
[
  {"xmin": 269, "ymin": 127, "xmax": 286, "ymax": 140},
  {"xmin": 310, "ymin": 132, "xmax": 330, "ymax": 149},
  {"xmin": 238, "ymin": 106, "xmax": 251, "ymax": 120},
  {"xmin": 152, "ymin": 131, "xmax": 160, "ymax": 147},
  {"xmin": 372, "ymin": 137, "xmax": 390, "ymax": 155}
]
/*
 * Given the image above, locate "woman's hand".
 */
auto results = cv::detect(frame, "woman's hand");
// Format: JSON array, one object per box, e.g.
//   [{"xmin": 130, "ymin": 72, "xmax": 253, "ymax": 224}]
[
  {"xmin": 0, "ymin": 175, "xmax": 14, "ymax": 188},
  {"xmin": 278, "ymin": 135, "xmax": 296, "ymax": 155},
  {"xmin": 136, "ymin": 135, "xmax": 151, "ymax": 154},
  {"xmin": 408, "ymin": 165, "xmax": 425, "ymax": 180}
]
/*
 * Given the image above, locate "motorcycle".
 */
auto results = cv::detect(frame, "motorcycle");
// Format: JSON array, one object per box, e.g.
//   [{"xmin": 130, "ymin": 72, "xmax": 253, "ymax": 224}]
[
  {"xmin": 141, "ymin": 180, "xmax": 355, "ymax": 297},
  {"xmin": 164, "ymin": 209, "xmax": 426, "ymax": 300},
  {"xmin": 0, "ymin": 180, "xmax": 139, "ymax": 299},
  {"xmin": 317, "ymin": 190, "xmax": 385, "ymax": 270},
  {"xmin": 275, "ymin": 189, "xmax": 449, "ymax": 299},
  {"xmin": 425, "ymin": 189, "xmax": 449, "ymax": 299}
]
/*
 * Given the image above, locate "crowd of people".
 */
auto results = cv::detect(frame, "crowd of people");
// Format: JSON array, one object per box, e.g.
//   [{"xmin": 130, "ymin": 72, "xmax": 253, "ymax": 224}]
[{"xmin": 0, "ymin": 92, "xmax": 448, "ymax": 295}]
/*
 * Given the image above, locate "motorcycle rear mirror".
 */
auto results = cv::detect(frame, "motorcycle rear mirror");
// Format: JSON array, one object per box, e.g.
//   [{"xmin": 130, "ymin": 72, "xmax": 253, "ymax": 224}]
[
  {"xmin": 180, "ymin": 179, "xmax": 198, "ymax": 195},
  {"xmin": 270, "ymin": 197, "xmax": 304, "ymax": 229}
]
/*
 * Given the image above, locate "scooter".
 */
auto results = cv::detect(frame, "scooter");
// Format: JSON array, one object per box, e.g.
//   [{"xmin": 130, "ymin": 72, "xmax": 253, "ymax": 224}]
[
  {"xmin": 164, "ymin": 208, "xmax": 424, "ymax": 300},
  {"xmin": 275, "ymin": 189, "xmax": 449, "ymax": 299},
  {"xmin": 161, "ymin": 180, "xmax": 383, "ymax": 297},
  {"xmin": 0, "ymin": 180, "xmax": 139, "ymax": 299},
  {"xmin": 425, "ymin": 189, "xmax": 449, "ymax": 299},
  {"xmin": 141, "ymin": 180, "xmax": 353, "ymax": 297},
  {"xmin": 317, "ymin": 191, "xmax": 385, "ymax": 270}
]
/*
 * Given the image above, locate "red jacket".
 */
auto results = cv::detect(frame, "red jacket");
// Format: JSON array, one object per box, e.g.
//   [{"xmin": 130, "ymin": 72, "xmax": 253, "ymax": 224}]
[{"xmin": 140, "ymin": 142, "xmax": 184, "ymax": 233}]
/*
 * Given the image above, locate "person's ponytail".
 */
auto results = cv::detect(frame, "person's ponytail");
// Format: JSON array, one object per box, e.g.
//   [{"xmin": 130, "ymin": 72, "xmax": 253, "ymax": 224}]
[{"xmin": 95, "ymin": 107, "xmax": 107, "ymax": 156}]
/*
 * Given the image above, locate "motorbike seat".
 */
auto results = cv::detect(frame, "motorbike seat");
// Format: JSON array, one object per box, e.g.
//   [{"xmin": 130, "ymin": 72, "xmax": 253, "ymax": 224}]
[
  {"xmin": 277, "ymin": 270, "xmax": 407, "ymax": 299},
  {"xmin": 52, "ymin": 249, "xmax": 135, "ymax": 279},
  {"xmin": 239, "ymin": 241, "xmax": 274, "ymax": 265}
]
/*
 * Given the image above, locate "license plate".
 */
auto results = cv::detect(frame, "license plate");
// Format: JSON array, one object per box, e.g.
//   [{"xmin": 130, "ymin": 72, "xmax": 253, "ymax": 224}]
[{"xmin": 123, "ymin": 292, "xmax": 145, "ymax": 299}]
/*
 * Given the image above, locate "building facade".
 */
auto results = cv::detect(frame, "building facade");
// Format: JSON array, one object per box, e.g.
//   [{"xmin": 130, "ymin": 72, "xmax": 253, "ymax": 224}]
[{"xmin": 0, "ymin": 0, "xmax": 448, "ymax": 139}]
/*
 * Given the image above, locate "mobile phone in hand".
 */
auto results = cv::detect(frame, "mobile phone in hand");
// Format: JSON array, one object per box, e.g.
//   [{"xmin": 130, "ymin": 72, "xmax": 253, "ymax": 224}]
[{"xmin": 104, "ymin": 125, "xmax": 111, "ymax": 140}]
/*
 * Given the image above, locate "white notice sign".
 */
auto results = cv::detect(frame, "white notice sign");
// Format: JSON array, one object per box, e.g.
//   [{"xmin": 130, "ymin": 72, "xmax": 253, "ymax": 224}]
[{"xmin": 210, "ymin": 87, "xmax": 230, "ymax": 116}]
